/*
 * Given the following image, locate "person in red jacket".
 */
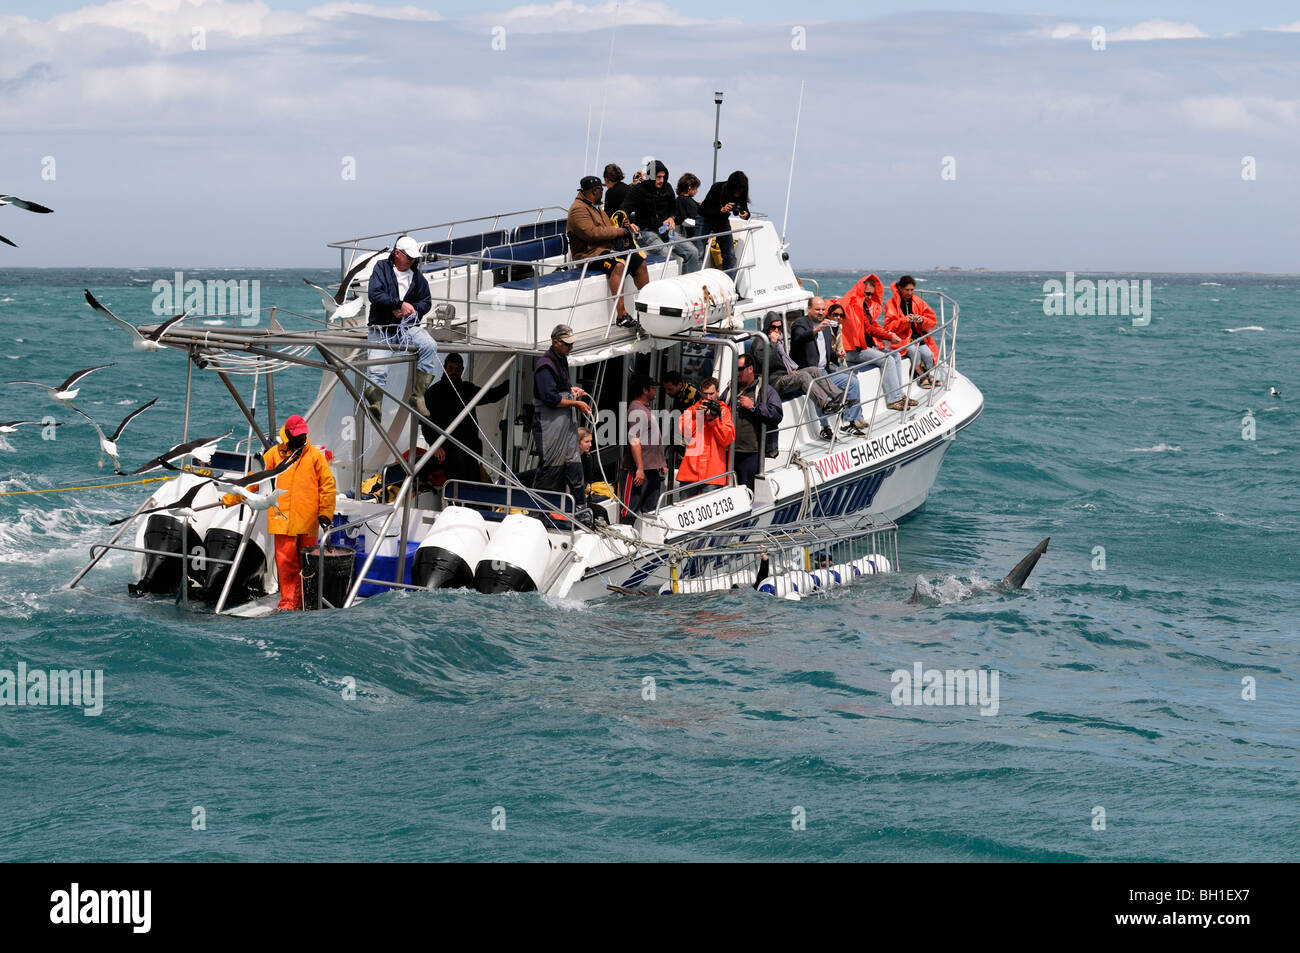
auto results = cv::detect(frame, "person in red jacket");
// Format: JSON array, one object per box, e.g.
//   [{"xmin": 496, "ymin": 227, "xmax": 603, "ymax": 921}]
[
  {"xmin": 676, "ymin": 377, "xmax": 735, "ymax": 495},
  {"xmin": 839, "ymin": 274, "xmax": 912, "ymax": 411},
  {"xmin": 883, "ymin": 275, "xmax": 940, "ymax": 388}
]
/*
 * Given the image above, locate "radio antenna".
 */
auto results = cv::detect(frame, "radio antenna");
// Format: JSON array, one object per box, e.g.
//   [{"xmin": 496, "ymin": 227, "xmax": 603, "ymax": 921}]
[
  {"xmin": 592, "ymin": 3, "xmax": 620, "ymax": 174},
  {"xmin": 780, "ymin": 80, "xmax": 806, "ymax": 246}
]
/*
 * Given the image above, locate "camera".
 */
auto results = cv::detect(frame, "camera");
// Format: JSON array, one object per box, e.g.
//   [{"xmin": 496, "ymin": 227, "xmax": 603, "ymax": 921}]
[{"xmin": 702, "ymin": 398, "xmax": 722, "ymax": 420}]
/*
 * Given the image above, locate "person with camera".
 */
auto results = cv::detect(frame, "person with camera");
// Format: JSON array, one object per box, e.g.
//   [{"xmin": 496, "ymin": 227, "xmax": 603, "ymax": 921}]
[
  {"xmin": 698, "ymin": 170, "xmax": 750, "ymax": 278},
  {"xmin": 722, "ymin": 353, "xmax": 783, "ymax": 492},
  {"xmin": 567, "ymin": 175, "xmax": 649, "ymax": 325},
  {"xmin": 675, "ymin": 377, "xmax": 735, "ymax": 494},
  {"xmin": 883, "ymin": 275, "xmax": 941, "ymax": 390},
  {"xmin": 791, "ymin": 297, "xmax": 868, "ymax": 438}
]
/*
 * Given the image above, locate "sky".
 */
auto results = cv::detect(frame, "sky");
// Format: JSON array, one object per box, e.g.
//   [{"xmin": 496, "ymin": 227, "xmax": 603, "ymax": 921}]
[{"xmin": 1, "ymin": 0, "xmax": 1298, "ymax": 271}]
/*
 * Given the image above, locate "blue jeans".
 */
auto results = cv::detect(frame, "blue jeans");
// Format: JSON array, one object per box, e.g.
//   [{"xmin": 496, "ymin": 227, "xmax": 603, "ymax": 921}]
[
  {"xmin": 845, "ymin": 348, "xmax": 905, "ymax": 404},
  {"xmin": 906, "ymin": 342, "xmax": 938, "ymax": 381},
  {"xmin": 637, "ymin": 229, "xmax": 701, "ymax": 273},
  {"xmin": 368, "ymin": 321, "xmax": 443, "ymax": 388},
  {"xmin": 811, "ymin": 368, "xmax": 862, "ymax": 427},
  {"xmin": 700, "ymin": 219, "xmax": 736, "ymax": 277}
]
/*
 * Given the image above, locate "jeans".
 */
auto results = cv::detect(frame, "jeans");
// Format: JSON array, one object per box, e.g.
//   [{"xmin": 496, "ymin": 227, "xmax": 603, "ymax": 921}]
[
  {"xmin": 637, "ymin": 229, "xmax": 701, "ymax": 273},
  {"xmin": 700, "ymin": 219, "xmax": 736, "ymax": 277},
  {"xmin": 906, "ymin": 342, "xmax": 938, "ymax": 381},
  {"xmin": 734, "ymin": 451, "xmax": 761, "ymax": 493},
  {"xmin": 818, "ymin": 369, "xmax": 862, "ymax": 425},
  {"xmin": 845, "ymin": 348, "xmax": 905, "ymax": 404},
  {"xmin": 368, "ymin": 321, "xmax": 443, "ymax": 388}
]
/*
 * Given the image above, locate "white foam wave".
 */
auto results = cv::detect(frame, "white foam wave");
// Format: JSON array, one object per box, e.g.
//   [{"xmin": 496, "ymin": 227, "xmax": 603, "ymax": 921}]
[
  {"xmin": 1224, "ymin": 326, "xmax": 1265, "ymax": 332},
  {"xmin": 1199, "ymin": 281, "xmax": 1223, "ymax": 286},
  {"xmin": 0, "ymin": 503, "xmax": 114, "ymax": 565},
  {"xmin": 1128, "ymin": 444, "xmax": 1182, "ymax": 452},
  {"xmin": 202, "ymin": 319, "xmax": 228, "ymax": 326}
]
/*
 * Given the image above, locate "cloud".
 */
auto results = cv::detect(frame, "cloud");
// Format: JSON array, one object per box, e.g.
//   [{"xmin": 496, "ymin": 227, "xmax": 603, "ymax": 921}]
[
  {"xmin": 307, "ymin": 3, "xmax": 441, "ymax": 22},
  {"xmin": 1033, "ymin": 19, "xmax": 1207, "ymax": 42},
  {"xmin": 1181, "ymin": 95, "xmax": 1300, "ymax": 131},
  {"xmin": 1266, "ymin": 22, "xmax": 1300, "ymax": 32},
  {"xmin": 483, "ymin": 0, "xmax": 707, "ymax": 33}
]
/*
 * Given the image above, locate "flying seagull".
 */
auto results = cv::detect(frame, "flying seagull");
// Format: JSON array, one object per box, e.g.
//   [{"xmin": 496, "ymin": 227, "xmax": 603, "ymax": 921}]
[
  {"xmin": 108, "ymin": 481, "xmax": 221, "ymax": 526},
  {"xmin": 163, "ymin": 448, "xmax": 302, "ymax": 517},
  {"xmin": 0, "ymin": 196, "xmax": 54, "ymax": 214},
  {"xmin": 0, "ymin": 195, "xmax": 53, "ymax": 248},
  {"xmin": 0, "ymin": 419, "xmax": 63, "ymax": 434},
  {"xmin": 70, "ymin": 398, "xmax": 158, "ymax": 468},
  {"xmin": 303, "ymin": 247, "xmax": 386, "ymax": 321},
  {"xmin": 6, "ymin": 364, "xmax": 116, "ymax": 404},
  {"xmin": 120, "ymin": 428, "xmax": 235, "ymax": 475},
  {"xmin": 84, "ymin": 290, "xmax": 190, "ymax": 352}
]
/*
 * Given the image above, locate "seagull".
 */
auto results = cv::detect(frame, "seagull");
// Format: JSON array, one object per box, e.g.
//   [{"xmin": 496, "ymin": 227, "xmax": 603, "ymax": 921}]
[
  {"xmin": 107, "ymin": 481, "xmax": 221, "ymax": 526},
  {"xmin": 5, "ymin": 364, "xmax": 116, "ymax": 404},
  {"xmin": 1270, "ymin": 387, "xmax": 1281, "ymax": 397},
  {"xmin": 119, "ymin": 428, "xmax": 235, "ymax": 475},
  {"xmin": 0, "ymin": 195, "xmax": 53, "ymax": 248},
  {"xmin": 84, "ymin": 290, "xmax": 190, "ymax": 352},
  {"xmin": 0, "ymin": 419, "xmax": 63, "ymax": 434},
  {"xmin": 163, "ymin": 448, "xmax": 302, "ymax": 517},
  {"xmin": 303, "ymin": 247, "xmax": 385, "ymax": 322},
  {"xmin": 0, "ymin": 195, "xmax": 53, "ymax": 213},
  {"xmin": 70, "ymin": 398, "xmax": 158, "ymax": 468}
]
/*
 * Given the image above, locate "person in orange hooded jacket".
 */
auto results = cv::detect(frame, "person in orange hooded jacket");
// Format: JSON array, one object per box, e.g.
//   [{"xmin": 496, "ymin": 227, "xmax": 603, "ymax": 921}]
[
  {"xmin": 222, "ymin": 414, "xmax": 336, "ymax": 611},
  {"xmin": 883, "ymin": 275, "xmax": 940, "ymax": 388},
  {"xmin": 676, "ymin": 376, "xmax": 735, "ymax": 492},
  {"xmin": 838, "ymin": 274, "xmax": 913, "ymax": 411}
]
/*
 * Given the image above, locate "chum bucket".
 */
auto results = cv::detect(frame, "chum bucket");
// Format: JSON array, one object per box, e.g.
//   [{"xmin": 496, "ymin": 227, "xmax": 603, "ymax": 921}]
[{"xmin": 301, "ymin": 545, "xmax": 356, "ymax": 610}]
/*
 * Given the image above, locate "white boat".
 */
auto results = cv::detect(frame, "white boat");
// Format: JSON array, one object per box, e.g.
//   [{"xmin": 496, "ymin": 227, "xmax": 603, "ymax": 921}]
[{"xmin": 70, "ymin": 204, "xmax": 981, "ymax": 609}]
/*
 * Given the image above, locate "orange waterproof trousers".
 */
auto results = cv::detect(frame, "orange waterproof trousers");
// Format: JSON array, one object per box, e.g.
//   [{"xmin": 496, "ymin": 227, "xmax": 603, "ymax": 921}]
[{"xmin": 274, "ymin": 533, "xmax": 318, "ymax": 611}]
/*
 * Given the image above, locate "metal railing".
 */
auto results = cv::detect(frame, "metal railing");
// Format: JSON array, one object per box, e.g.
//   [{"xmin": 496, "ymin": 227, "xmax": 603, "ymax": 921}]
[{"xmin": 764, "ymin": 292, "xmax": 961, "ymax": 466}]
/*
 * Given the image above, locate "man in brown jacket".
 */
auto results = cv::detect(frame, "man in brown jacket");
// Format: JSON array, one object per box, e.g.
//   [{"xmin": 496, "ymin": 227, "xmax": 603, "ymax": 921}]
[{"xmin": 567, "ymin": 175, "xmax": 648, "ymax": 325}]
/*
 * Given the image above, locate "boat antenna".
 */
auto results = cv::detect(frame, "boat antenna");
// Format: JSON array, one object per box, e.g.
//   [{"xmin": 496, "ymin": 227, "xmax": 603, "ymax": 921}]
[
  {"xmin": 592, "ymin": 2, "xmax": 620, "ymax": 174},
  {"xmin": 583, "ymin": 104, "xmax": 593, "ymax": 176},
  {"xmin": 780, "ymin": 80, "xmax": 806, "ymax": 247}
]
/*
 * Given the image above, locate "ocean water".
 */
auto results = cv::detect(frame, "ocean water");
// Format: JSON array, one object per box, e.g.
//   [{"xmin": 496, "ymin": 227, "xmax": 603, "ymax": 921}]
[{"xmin": 0, "ymin": 268, "xmax": 1296, "ymax": 862}]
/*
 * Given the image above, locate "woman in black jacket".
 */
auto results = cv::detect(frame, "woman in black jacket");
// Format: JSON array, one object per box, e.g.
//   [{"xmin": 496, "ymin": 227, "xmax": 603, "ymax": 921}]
[{"xmin": 698, "ymin": 170, "xmax": 750, "ymax": 278}]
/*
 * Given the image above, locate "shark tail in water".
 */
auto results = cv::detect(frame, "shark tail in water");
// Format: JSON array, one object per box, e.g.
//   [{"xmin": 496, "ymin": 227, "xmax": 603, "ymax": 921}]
[{"xmin": 910, "ymin": 537, "xmax": 1050, "ymax": 603}]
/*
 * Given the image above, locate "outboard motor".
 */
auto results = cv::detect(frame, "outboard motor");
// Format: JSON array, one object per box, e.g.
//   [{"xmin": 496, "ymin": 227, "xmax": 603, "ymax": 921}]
[
  {"xmin": 473, "ymin": 514, "xmax": 551, "ymax": 594},
  {"xmin": 413, "ymin": 506, "xmax": 488, "ymax": 589},
  {"xmin": 127, "ymin": 475, "xmax": 217, "ymax": 597},
  {"xmin": 199, "ymin": 502, "xmax": 268, "ymax": 607},
  {"xmin": 128, "ymin": 514, "xmax": 188, "ymax": 596}
]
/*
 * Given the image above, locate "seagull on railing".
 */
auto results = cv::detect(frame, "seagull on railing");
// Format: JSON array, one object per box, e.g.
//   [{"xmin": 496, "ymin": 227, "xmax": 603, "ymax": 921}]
[
  {"xmin": 5, "ymin": 364, "xmax": 116, "ymax": 404},
  {"xmin": 83, "ymin": 290, "xmax": 190, "ymax": 352},
  {"xmin": 0, "ymin": 194, "xmax": 53, "ymax": 248},
  {"xmin": 70, "ymin": 397, "xmax": 158, "ymax": 469},
  {"xmin": 303, "ymin": 247, "xmax": 386, "ymax": 322},
  {"xmin": 118, "ymin": 428, "xmax": 235, "ymax": 475}
]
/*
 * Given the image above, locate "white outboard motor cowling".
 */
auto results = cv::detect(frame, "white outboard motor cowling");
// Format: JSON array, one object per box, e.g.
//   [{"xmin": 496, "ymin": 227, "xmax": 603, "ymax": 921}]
[
  {"xmin": 474, "ymin": 514, "xmax": 551, "ymax": 594},
  {"xmin": 413, "ymin": 506, "xmax": 489, "ymax": 590}
]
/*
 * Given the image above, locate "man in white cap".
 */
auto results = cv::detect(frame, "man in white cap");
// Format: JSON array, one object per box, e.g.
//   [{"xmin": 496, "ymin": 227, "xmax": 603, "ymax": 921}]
[{"xmin": 365, "ymin": 235, "xmax": 441, "ymax": 420}]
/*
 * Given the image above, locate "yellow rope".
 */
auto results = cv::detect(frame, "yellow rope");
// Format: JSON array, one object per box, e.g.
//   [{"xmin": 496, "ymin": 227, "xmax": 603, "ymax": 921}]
[{"xmin": 0, "ymin": 476, "xmax": 174, "ymax": 497}]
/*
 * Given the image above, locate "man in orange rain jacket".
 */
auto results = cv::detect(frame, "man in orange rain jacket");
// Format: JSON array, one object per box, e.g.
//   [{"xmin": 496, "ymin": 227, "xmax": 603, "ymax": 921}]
[
  {"xmin": 222, "ymin": 414, "xmax": 336, "ymax": 611},
  {"xmin": 883, "ymin": 275, "xmax": 941, "ymax": 389},
  {"xmin": 676, "ymin": 376, "xmax": 735, "ymax": 494},
  {"xmin": 840, "ymin": 273, "xmax": 912, "ymax": 410}
]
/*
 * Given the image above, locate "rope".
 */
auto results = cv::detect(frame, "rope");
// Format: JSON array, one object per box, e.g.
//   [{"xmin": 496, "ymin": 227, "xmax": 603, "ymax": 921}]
[{"xmin": 0, "ymin": 476, "xmax": 173, "ymax": 497}]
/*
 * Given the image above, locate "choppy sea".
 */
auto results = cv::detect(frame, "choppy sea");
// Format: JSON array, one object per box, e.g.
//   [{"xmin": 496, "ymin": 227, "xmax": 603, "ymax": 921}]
[{"xmin": 0, "ymin": 268, "xmax": 1296, "ymax": 861}]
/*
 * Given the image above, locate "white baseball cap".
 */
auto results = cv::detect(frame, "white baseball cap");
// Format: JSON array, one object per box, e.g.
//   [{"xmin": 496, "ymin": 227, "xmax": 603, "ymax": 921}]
[{"xmin": 395, "ymin": 236, "xmax": 421, "ymax": 259}]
